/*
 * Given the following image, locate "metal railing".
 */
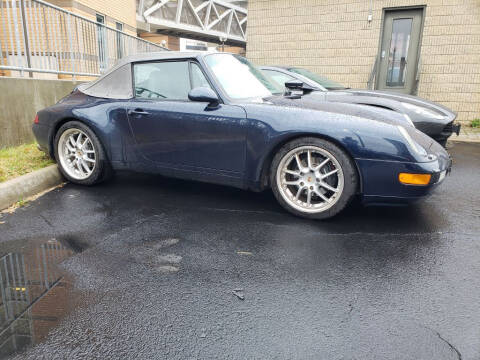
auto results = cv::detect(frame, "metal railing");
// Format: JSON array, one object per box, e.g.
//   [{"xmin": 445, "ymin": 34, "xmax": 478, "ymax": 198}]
[
  {"xmin": 367, "ymin": 56, "xmax": 378, "ymax": 90},
  {"xmin": 413, "ymin": 54, "xmax": 421, "ymax": 95},
  {"xmin": 0, "ymin": 0, "xmax": 165, "ymax": 78}
]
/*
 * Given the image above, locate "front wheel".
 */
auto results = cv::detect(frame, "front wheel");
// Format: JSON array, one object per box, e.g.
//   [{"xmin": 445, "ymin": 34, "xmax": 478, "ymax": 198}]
[
  {"xmin": 54, "ymin": 121, "xmax": 111, "ymax": 185},
  {"xmin": 270, "ymin": 137, "xmax": 358, "ymax": 219}
]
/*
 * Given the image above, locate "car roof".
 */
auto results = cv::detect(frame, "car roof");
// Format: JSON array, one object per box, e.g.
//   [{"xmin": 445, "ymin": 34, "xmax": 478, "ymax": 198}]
[
  {"xmin": 77, "ymin": 51, "xmax": 233, "ymax": 99},
  {"xmin": 114, "ymin": 51, "xmax": 208, "ymax": 67},
  {"xmin": 260, "ymin": 66, "xmax": 291, "ymax": 70}
]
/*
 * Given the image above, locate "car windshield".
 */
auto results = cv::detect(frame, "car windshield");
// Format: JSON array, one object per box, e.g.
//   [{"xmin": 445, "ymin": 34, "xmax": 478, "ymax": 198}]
[
  {"xmin": 288, "ymin": 68, "xmax": 348, "ymax": 90},
  {"xmin": 204, "ymin": 54, "xmax": 283, "ymax": 99}
]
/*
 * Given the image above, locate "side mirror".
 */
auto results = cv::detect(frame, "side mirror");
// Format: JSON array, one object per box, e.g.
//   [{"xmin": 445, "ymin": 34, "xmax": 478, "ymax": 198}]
[
  {"xmin": 284, "ymin": 80, "xmax": 315, "ymax": 98},
  {"xmin": 188, "ymin": 87, "xmax": 219, "ymax": 107},
  {"xmin": 285, "ymin": 80, "xmax": 315, "ymax": 92},
  {"xmin": 284, "ymin": 80, "xmax": 304, "ymax": 90}
]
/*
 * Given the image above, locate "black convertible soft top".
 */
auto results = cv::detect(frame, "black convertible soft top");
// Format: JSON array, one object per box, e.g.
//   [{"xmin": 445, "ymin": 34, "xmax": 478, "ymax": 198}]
[{"xmin": 77, "ymin": 51, "xmax": 205, "ymax": 99}]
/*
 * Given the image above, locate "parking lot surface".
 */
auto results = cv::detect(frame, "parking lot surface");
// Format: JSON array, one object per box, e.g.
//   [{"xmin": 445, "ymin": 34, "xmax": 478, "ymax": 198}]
[{"xmin": 1, "ymin": 142, "xmax": 479, "ymax": 359}]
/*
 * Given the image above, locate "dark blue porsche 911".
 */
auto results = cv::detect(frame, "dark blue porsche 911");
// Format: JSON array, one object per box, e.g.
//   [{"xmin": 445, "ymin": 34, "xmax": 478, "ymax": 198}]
[{"xmin": 33, "ymin": 52, "xmax": 451, "ymax": 219}]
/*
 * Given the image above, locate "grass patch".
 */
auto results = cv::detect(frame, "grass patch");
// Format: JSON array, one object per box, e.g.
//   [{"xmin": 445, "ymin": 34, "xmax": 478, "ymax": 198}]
[
  {"xmin": 471, "ymin": 119, "xmax": 480, "ymax": 128},
  {"xmin": 15, "ymin": 198, "xmax": 29, "ymax": 208},
  {"xmin": 0, "ymin": 143, "xmax": 54, "ymax": 183}
]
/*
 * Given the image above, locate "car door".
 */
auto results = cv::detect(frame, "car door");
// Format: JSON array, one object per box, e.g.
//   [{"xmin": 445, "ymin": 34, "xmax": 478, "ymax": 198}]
[{"xmin": 127, "ymin": 60, "xmax": 247, "ymax": 177}]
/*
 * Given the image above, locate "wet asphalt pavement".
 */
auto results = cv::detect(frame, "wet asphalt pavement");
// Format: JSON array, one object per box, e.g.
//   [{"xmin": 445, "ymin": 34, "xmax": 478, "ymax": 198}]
[{"xmin": 0, "ymin": 142, "xmax": 479, "ymax": 359}]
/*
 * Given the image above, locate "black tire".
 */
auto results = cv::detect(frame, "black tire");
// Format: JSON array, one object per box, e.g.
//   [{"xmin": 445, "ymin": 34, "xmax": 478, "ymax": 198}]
[
  {"xmin": 54, "ymin": 121, "xmax": 112, "ymax": 185},
  {"xmin": 270, "ymin": 137, "xmax": 358, "ymax": 220}
]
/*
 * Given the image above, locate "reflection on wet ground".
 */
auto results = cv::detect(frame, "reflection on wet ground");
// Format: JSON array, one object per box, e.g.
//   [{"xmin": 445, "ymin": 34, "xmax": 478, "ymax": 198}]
[{"xmin": 0, "ymin": 240, "xmax": 73, "ymax": 358}]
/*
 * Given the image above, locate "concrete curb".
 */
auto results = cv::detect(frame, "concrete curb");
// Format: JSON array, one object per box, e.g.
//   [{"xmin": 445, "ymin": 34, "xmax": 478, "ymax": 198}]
[
  {"xmin": 451, "ymin": 138, "xmax": 480, "ymax": 143},
  {"xmin": 0, "ymin": 165, "xmax": 64, "ymax": 210}
]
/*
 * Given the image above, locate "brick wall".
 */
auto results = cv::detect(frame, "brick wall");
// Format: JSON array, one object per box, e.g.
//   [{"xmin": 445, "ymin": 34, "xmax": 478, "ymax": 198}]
[
  {"xmin": 223, "ymin": 45, "xmax": 247, "ymax": 55},
  {"xmin": 74, "ymin": 0, "xmax": 137, "ymax": 35},
  {"xmin": 49, "ymin": 0, "xmax": 137, "ymax": 34},
  {"xmin": 246, "ymin": 0, "xmax": 480, "ymax": 124}
]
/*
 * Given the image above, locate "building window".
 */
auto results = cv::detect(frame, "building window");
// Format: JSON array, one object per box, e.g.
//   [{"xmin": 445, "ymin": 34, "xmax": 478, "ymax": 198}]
[
  {"xmin": 96, "ymin": 14, "xmax": 107, "ymax": 71},
  {"xmin": 116, "ymin": 22, "xmax": 123, "ymax": 59}
]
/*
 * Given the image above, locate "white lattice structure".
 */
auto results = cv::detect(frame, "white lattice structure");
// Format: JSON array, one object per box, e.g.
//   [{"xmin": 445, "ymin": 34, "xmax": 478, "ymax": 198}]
[{"xmin": 137, "ymin": 0, "xmax": 247, "ymax": 45}]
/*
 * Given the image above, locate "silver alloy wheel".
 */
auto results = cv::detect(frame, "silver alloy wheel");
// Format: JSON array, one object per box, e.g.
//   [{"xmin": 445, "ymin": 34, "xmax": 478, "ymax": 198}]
[
  {"xmin": 58, "ymin": 128, "xmax": 96, "ymax": 180},
  {"xmin": 276, "ymin": 146, "xmax": 344, "ymax": 214}
]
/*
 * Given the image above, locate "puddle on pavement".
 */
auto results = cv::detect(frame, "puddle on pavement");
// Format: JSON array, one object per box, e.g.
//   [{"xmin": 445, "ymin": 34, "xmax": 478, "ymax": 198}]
[{"xmin": 0, "ymin": 238, "xmax": 78, "ymax": 358}]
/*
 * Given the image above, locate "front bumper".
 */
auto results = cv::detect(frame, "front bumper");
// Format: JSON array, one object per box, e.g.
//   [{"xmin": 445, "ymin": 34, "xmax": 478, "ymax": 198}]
[
  {"xmin": 358, "ymin": 151, "xmax": 452, "ymax": 205},
  {"xmin": 432, "ymin": 121, "xmax": 461, "ymax": 147}
]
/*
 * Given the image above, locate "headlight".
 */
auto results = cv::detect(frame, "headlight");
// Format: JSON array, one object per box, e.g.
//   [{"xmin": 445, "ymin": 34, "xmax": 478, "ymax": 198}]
[
  {"xmin": 401, "ymin": 102, "xmax": 445, "ymax": 120},
  {"xmin": 397, "ymin": 126, "xmax": 427, "ymax": 156}
]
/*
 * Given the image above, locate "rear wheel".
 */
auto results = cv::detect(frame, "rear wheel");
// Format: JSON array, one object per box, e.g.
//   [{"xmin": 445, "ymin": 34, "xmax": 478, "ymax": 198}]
[
  {"xmin": 54, "ymin": 121, "xmax": 111, "ymax": 185},
  {"xmin": 270, "ymin": 137, "xmax": 358, "ymax": 219}
]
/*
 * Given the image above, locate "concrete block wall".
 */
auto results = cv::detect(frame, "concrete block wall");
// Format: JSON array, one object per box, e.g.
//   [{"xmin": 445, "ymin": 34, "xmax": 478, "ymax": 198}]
[
  {"xmin": 246, "ymin": 0, "xmax": 480, "ymax": 124},
  {"xmin": 0, "ymin": 77, "xmax": 81, "ymax": 148}
]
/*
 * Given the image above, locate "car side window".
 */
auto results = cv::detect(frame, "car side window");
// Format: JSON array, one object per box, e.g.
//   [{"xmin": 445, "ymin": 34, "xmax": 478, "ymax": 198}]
[
  {"xmin": 262, "ymin": 69, "xmax": 295, "ymax": 87},
  {"xmin": 134, "ymin": 61, "xmax": 191, "ymax": 100},
  {"xmin": 190, "ymin": 62, "xmax": 212, "ymax": 89}
]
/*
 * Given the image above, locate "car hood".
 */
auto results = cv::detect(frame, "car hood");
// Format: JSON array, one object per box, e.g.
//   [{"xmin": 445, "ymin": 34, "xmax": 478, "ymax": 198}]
[
  {"xmin": 333, "ymin": 89, "xmax": 456, "ymax": 119},
  {"xmin": 262, "ymin": 93, "xmax": 412, "ymax": 128}
]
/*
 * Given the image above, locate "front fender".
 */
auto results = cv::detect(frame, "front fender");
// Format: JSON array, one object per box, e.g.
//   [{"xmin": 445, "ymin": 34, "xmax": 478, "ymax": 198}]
[{"xmin": 241, "ymin": 103, "xmax": 432, "ymax": 189}]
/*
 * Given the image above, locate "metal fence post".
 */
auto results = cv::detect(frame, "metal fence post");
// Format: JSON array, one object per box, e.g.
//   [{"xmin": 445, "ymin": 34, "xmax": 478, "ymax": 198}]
[
  {"xmin": 41, "ymin": 245, "xmax": 49, "ymax": 289},
  {"xmin": 0, "ymin": 261, "xmax": 11, "ymax": 322},
  {"xmin": 10, "ymin": 0, "xmax": 24, "ymax": 76},
  {"xmin": 66, "ymin": 14, "xmax": 75, "ymax": 79},
  {"xmin": 19, "ymin": 0, "xmax": 33, "ymax": 77}
]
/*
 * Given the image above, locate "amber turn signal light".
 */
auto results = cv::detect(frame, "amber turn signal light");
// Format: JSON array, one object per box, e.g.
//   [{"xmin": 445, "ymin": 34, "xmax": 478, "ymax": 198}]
[{"xmin": 398, "ymin": 173, "xmax": 431, "ymax": 185}]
